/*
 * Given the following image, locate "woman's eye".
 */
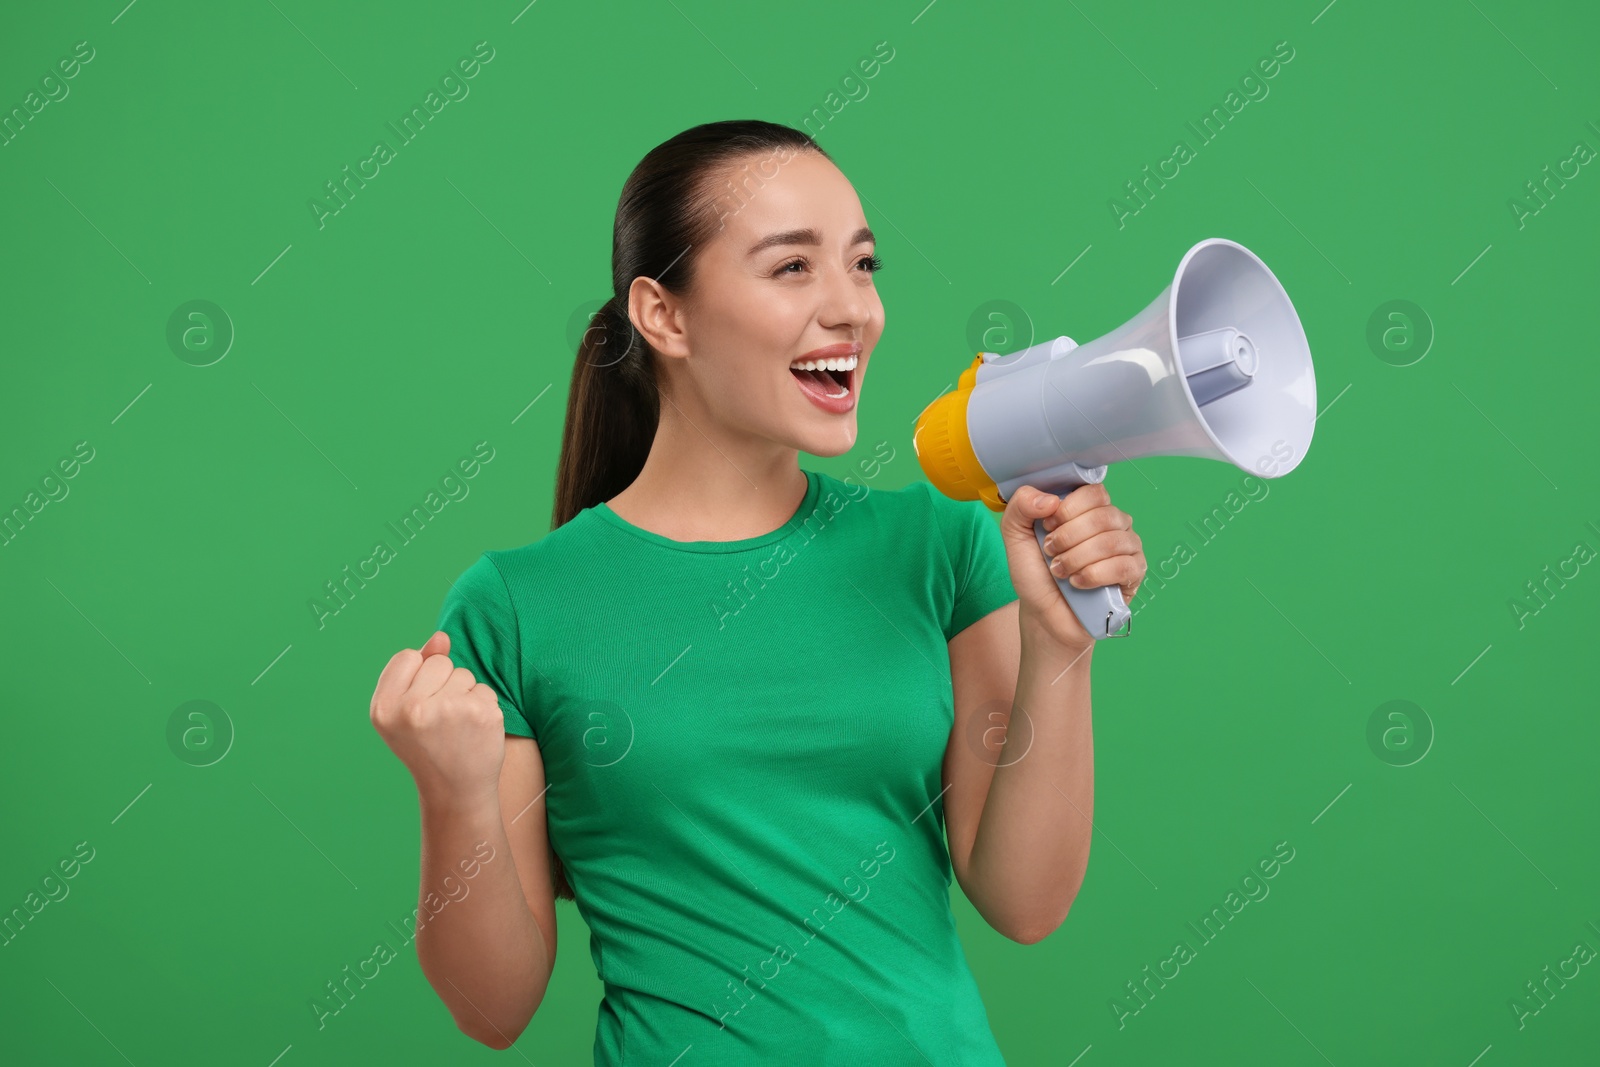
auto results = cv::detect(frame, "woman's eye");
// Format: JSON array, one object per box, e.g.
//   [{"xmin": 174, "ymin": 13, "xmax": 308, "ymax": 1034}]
[{"xmin": 774, "ymin": 255, "xmax": 883, "ymax": 276}]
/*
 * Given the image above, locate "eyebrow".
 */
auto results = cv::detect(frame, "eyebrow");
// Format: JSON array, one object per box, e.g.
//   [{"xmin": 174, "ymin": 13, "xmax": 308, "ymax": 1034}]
[{"xmin": 746, "ymin": 226, "xmax": 875, "ymax": 257}]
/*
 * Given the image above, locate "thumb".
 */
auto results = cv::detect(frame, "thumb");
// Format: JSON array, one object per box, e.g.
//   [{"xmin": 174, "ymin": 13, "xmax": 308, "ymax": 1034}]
[
  {"xmin": 419, "ymin": 629, "xmax": 451, "ymax": 659},
  {"xmin": 1001, "ymin": 485, "xmax": 1060, "ymax": 538}
]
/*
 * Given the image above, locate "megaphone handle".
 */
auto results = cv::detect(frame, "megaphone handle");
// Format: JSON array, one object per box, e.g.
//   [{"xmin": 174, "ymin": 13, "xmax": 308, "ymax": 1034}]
[{"xmin": 1032, "ymin": 518, "xmax": 1133, "ymax": 640}]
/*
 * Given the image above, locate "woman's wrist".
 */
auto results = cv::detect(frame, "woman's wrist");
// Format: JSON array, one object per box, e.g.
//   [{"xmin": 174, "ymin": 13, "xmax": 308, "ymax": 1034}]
[
  {"xmin": 1018, "ymin": 609, "xmax": 1096, "ymax": 667},
  {"xmin": 415, "ymin": 775, "xmax": 503, "ymax": 820}
]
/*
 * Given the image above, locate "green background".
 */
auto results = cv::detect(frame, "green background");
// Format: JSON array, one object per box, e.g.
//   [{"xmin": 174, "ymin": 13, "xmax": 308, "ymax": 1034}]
[{"xmin": 3, "ymin": 0, "xmax": 1597, "ymax": 1063}]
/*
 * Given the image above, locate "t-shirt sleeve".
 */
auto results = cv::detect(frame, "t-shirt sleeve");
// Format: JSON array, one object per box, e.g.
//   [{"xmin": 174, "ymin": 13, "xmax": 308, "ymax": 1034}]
[
  {"xmin": 928, "ymin": 486, "xmax": 1019, "ymax": 640},
  {"xmin": 433, "ymin": 552, "xmax": 534, "ymax": 739}
]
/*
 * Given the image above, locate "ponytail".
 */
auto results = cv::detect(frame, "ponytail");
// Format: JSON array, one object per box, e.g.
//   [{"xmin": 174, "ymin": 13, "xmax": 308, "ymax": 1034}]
[{"xmin": 550, "ymin": 293, "xmax": 659, "ymax": 531}]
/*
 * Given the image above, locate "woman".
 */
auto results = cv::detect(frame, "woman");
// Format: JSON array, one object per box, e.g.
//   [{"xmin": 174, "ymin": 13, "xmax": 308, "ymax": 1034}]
[{"xmin": 370, "ymin": 119, "xmax": 1146, "ymax": 1064}]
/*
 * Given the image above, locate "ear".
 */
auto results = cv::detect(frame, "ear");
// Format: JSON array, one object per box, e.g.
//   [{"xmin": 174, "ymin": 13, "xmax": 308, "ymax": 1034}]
[{"xmin": 627, "ymin": 276, "xmax": 691, "ymax": 361}]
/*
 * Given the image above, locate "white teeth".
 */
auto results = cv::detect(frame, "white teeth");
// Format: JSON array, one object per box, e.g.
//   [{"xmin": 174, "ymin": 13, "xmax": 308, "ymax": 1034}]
[{"xmin": 788, "ymin": 355, "xmax": 859, "ymax": 371}]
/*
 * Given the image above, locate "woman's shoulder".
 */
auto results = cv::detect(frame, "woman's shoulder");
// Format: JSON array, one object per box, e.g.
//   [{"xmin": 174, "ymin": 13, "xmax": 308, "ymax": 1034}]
[
  {"xmin": 437, "ymin": 507, "xmax": 603, "ymax": 606},
  {"xmin": 811, "ymin": 466, "xmax": 967, "ymax": 527},
  {"xmin": 481, "ymin": 507, "xmax": 602, "ymax": 575}
]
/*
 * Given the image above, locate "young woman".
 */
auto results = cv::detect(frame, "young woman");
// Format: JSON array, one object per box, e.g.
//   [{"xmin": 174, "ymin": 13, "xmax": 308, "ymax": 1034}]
[{"xmin": 370, "ymin": 119, "xmax": 1146, "ymax": 1064}]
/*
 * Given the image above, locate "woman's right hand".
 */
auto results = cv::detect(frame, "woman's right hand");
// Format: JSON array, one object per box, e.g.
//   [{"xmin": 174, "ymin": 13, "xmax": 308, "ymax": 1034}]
[{"xmin": 370, "ymin": 631, "xmax": 507, "ymax": 806}]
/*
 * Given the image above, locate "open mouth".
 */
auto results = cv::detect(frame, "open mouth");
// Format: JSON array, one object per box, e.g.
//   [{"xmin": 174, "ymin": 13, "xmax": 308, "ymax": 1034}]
[{"xmin": 788, "ymin": 356, "xmax": 856, "ymax": 400}]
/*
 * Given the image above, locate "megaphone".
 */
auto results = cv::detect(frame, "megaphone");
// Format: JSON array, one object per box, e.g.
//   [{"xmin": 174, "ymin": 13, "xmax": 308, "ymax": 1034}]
[{"xmin": 913, "ymin": 238, "xmax": 1317, "ymax": 641}]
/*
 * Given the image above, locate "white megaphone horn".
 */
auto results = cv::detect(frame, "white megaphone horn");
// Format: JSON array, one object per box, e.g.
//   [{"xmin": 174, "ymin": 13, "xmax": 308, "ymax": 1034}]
[{"xmin": 913, "ymin": 238, "xmax": 1318, "ymax": 641}]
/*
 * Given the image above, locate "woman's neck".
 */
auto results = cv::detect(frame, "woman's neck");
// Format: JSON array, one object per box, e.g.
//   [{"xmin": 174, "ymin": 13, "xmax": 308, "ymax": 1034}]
[{"xmin": 604, "ymin": 427, "xmax": 807, "ymax": 543}]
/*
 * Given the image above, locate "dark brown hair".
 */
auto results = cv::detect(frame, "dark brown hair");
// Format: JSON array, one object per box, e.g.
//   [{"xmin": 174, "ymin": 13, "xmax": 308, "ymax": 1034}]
[{"xmin": 544, "ymin": 120, "xmax": 829, "ymax": 902}]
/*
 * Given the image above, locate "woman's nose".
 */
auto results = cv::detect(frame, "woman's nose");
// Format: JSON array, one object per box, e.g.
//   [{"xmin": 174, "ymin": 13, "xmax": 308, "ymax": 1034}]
[{"xmin": 821, "ymin": 265, "xmax": 872, "ymax": 328}]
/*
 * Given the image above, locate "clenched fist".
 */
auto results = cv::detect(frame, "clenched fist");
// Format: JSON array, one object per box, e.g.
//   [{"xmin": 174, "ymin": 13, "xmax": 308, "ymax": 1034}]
[{"xmin": 370, "ymin": 630, "xmax": 507, "ymax": 806}]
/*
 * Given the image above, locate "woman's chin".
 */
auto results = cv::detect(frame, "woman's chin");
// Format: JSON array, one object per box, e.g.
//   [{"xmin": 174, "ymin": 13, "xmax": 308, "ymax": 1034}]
[{"xmin": 793, "ymin": 422, "xmax": 858, "ymax": 458}]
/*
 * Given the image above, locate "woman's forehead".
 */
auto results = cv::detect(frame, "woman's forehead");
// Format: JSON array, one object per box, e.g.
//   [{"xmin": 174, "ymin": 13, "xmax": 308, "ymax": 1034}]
[{"xmin": 709, "ymin": 157, "xmax": 868, "ymax": 254}]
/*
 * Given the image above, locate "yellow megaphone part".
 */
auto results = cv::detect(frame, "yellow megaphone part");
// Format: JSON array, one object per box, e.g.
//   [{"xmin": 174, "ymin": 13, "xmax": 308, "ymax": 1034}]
[{"xmin": 912, "ymin": 353, "xmax": 1007, "ymax": 512}]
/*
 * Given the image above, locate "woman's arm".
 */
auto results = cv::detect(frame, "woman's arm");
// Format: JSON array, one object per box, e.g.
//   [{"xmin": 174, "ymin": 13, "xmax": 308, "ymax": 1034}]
[
  {"xmin": 942, "ymin": 602, "xmax": 1095, "ymax": 944},
  {"xmin": 414, "ymin": 735, "xmax": 560, "ymax": 1047},
  {"xmin": 370, "ymin": 635, "xmax": 561, "ymax": 1048},
  {"xmin": 941, "ymin": 482, "xmax": 1144, "ymax": 944}
]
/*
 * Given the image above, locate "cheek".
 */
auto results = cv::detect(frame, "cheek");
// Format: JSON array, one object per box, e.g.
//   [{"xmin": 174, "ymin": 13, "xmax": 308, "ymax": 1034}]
[
  {"xmin": 733, "ymin": 304, "xmax": 803, "ymax": 367},
  {"xmin": 698, "ymin": 314, "xmax": 790, "ymax": 395}
]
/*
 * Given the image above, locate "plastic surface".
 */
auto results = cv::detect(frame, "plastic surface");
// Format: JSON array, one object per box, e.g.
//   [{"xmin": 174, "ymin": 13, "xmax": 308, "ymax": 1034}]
[
  {"xmin": 968, "ymin": 238, "xmax": 1317, "ymax": 485},
  {"xmin": 965, "ymin": 237, "xmax": 1317, "ymax": 641},
  {"xmin": 1033, "ymin": 516, "xmax": 1132, "ymax": 640}
]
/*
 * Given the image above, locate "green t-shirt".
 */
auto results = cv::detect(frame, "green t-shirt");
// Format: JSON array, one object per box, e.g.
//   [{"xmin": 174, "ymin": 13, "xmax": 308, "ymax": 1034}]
[{"xmin": 435, "ymin": 466, "xmax": 1019, "ymax": 1065}]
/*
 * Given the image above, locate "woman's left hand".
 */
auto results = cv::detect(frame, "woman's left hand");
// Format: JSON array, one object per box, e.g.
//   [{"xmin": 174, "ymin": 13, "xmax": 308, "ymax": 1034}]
[{"xmin": 1000, "ymin": 483, "xmax": 1147, "ymax": 652}]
